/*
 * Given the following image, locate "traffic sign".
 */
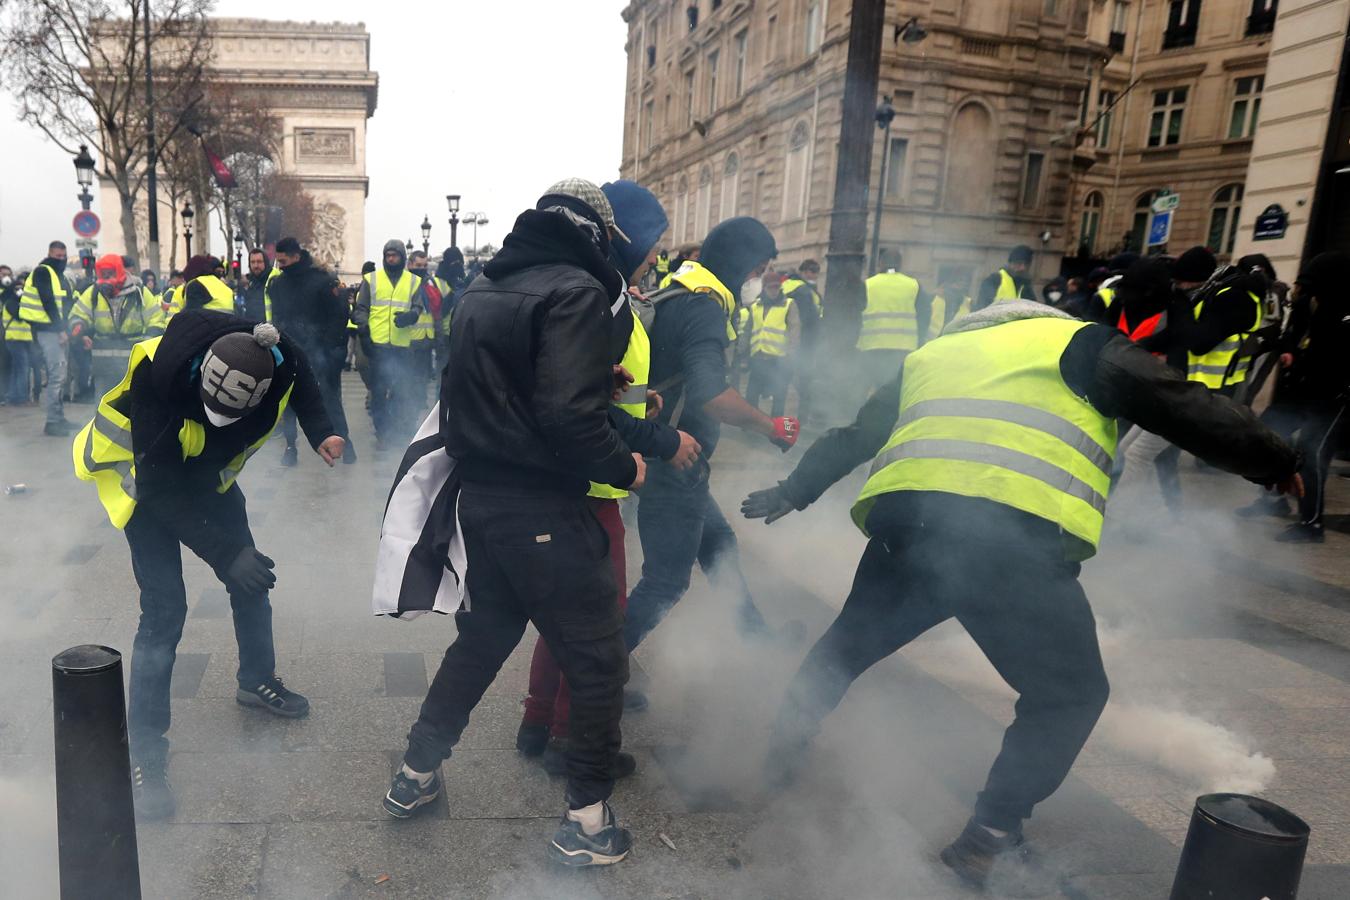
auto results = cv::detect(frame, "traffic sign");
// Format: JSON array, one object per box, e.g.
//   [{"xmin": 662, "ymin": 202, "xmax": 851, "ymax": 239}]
[
  {"xmin": 1151, "ymin": 191, "xmax": 1180, "ymax": 214},
  {"xmin": 1253, "ymin": 204, "xmax": 1288, "ymax": 241},
  {"xmin": 1148, "ymin": 209, "xmax": 1173, "ymax": 246},
  {"xmin": 72, "ymin": 210, "xmax": 101, "ymax": 238},
  {"xmin": 75, "ymin": 238, "xmax": 98, "ymax": 250}
]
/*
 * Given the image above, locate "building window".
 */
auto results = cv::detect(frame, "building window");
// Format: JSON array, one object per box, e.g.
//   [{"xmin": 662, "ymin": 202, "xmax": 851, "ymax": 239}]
[
  {"xmin": 1228, "ymin": 75, "xmax": 1264, "ymax": 139},
  {"xmin": 697, "ymin": 166, "xmax": 714, "ymax": 231},
  {"xmin": 721, "ymin": 153, "xmax": 740, "ymax": 220},
  {"xmin": 886, "ymin": 137, "xmax": 908, "ymax": 199},
  {"xmin": 734, "ymin": 30, "xmax": 748, "ymax": 97},
  {"xmin": 805, "ymin": 1, "xmax": 822, "ymax": 55},
  {"xmin": 684, "ymin": 70, "xmax": 695, "ymax": 127},
  {"xmin": 767, "ymin": 15, "xmax": 778, "ymax": 59},
  {"xmin": 1096, "ymin": 90, "xmax": 1117, "ymax": 147},
  {"xmin": 1021, "ymin": 151, "xmax": 1046, "ymax": 208},
  {"xmin": 1208, "ymin": 183, "xmax": 1244, "ymax": 255},
  {"xmin": 1112, "ymin": 0, "xmax": 1131, "ymax": 32},
  {"xmin": 1148, "ymin": 87, "xmax": 1187, "ymax": 147},
  {"xmin": 784, "ymin": 120, "xmax": 811, "ymax": 219},
  {"xmin": 643, "ymin": 100, "xmax": 654, "ymax": 153},
  {"xmin": 707, "ymin": 50, "xmax": 720, "ymax": 112},
  {"xmin": 1130, "ymin": 191, "xmax": 1157, "ymax": 251},
  {"xmin": 1080, "ymin": 191, "xmax": 1104, "ymax": 255},
  {"xmin": 1163, "ymin": 0, "xmax": 1200, "ymax": 49},
  {"xmin": 1247, "ymin": 0, "xmax": 1277, "ymax": 36}
]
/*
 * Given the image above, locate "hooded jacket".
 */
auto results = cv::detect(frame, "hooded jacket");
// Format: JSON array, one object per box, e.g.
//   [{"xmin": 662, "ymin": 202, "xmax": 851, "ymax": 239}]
[
  {"xmin": 353, "ymin": 240, "xmax": 424, "ymax": 335},
  {"xmin": 440, "ymin": 208, "xmax": 636, "ymax": 494},
  {"xmin": 125, "ymin": 310, "xmax": 336, "ymax": 567},
  {"xmin": 1280, "ymin": 251, "xmax": 1350, "ymax": 406},
  {"xmin": 269, "ymin": 250, "xmax": 346, "ymax": 362}
]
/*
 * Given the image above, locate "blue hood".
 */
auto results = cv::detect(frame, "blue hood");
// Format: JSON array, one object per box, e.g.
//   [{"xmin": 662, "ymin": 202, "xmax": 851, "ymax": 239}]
[{"xmin": 602, "ymin": 180, "xmax": 668, "ymax": 282}]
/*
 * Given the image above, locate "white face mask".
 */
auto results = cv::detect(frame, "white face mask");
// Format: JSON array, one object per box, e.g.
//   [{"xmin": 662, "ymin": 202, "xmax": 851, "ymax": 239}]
[
  {"xmin": 741, "ymin": 276, "xmax": 762, "ymax": 306},
  {"xmin": 204, "ymin": 405, "xmax": 242, "ymax": 428},
  {"xmin": 1048, "ymin": 291, "xmax": 1063, "ymax": 302},
  {"xmin": 0, "ymin": 275, "xmax": 12, "ymax": 287}
]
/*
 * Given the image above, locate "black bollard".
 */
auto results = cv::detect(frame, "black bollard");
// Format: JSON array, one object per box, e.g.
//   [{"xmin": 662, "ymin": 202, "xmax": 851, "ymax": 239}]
[
  {"xmin": 52, "ymin": 645, "xmax": 142, "ymax": 900},
  {"xmin": 1170, "ymin": 793, "xmax": 1309, "ymax": 900}
]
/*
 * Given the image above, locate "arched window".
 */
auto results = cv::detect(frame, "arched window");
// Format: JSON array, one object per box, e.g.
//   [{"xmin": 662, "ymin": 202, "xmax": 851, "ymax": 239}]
[
  {"xmin": 1130, "ymin": 190, "xmax": 1158, "ymax": 252},
  {"xmin": 675, "ymin": 175, "xmax": 690, "ymax": 242},
  {"xmin": 945, "ymin": 102, "xmax": 996, "ymax": 213},
  {"xmin": 783, "ymin": 120, "xmax": 811, "ymax": 220},
  {"xmin": 697, "ymin": 165, "xmax": 714, "ymax": 233},
  {"xmin": 1079, "ymin": 191, "xmax": 1104, "ymax": 256},
  {"xmin": 1207, "ymin": 183, "xmax": 1244, "ymax": 256},
  {"xmin": 720, "ymin": 153, "xmax": 740, "ymax": 221}
]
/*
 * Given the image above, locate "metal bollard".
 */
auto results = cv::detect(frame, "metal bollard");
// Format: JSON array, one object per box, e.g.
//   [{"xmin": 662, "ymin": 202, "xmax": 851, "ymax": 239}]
[
  {"xmin": 1170, "ymin": 793, "xmax": 1309, "ymax": 900},
  {"xmin": 52, "ymin": 645, "xmax": 142, "ymax": 900}
]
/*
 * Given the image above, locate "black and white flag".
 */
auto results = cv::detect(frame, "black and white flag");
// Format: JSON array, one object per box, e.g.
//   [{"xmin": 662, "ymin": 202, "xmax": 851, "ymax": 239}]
[{"xmin": 371, "ymin": 402, "xmax": 468, "ymax": 618}]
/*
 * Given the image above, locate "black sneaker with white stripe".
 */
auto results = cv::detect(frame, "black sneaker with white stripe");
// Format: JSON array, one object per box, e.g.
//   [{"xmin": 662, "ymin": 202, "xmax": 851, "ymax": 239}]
[
  {"xmin": 383, "ymin": 770, "xmax": 441, "ymax": 819},
  {"xmin": 236, "ymin": 675, "xmax": 310, "ymax": 718},
  {"xmin": 547, "ymin": 802, "xmax": 633, "ymax": 867},
  {"xmin": 131, "ymin": 761, "xmax": 175, "ymax": 821}
]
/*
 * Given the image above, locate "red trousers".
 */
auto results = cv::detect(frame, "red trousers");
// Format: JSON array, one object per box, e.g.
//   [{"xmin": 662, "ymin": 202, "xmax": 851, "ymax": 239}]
[{"xmin": 522, "ymin": 497, "xmax": 627, "ymax": 739}]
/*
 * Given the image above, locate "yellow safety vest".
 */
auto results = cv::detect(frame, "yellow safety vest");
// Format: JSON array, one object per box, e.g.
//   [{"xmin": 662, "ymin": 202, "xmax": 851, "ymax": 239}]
[
  {"xmin": 1098, "ymin": 286, "xmax": 1117, "ymax": 309},
  {"xmin": 589, "ymin": 312, "xmax": 652, "ymax": 501},
  {"xmin": 1186, "ymin": 288, "xmax": 1264, "ymax": 390},
  {"xmin": 3, "ymin": 306, "xmax": 32, "ymax": 342},
  {"xmin": 932, "ymin": 293, "xmax": 971, "ymax": 329},
  {"xmin": 71, "ymin": 286, "xmax": 164, "ymax": 339},
  {"xmin": 433, "ymin": 276, "xmax": 454, "ymax": 337},
  {"xmin": 668, "ymin": 261, "xmax": 738, "ymax": 341},
  {"xmin": 263, "ymin": 267, "xmax": 281, "ymax": 321},
  {"xmin": 751, "ymin": 298, "xmax": 794, "ymax": 357},
  {"xmin": 853, "ymin": 315, "xmax": 1117, "ymax": 561},
  {"xmin": 735, "ymin": 306, "xmax": 751, "ymax": 340},
  {"xmin": 366, "ymin": 269, "xmax": 422, "ymax": 348},
  {"xmin": 190, "ymin": 275, "xmax": 237, "ymax": 312},
  {"xmin": 72, "ymin": 336, "xmax": 291, "ymax": 528},
  {"xmin": 19, "ymin": 264, "xmax": 68, "ymax": 324},
  {"xmin": 858, "ymin": 271, "xmax": 920, "ymax": 352},
  {"xmin": 781, "ymin": 277, "xmax": 823, "ymax": 313},
  {"xmin": 163, "ymin": 284, "xmax": 184, "ymax": 318},
  {"xmin": 993, "ymin": 268, "xmax": 1030, "ymax": 303},
  {"xmin": 655, "ymin": 255, "xmax": 670, "ymax": 278},
  {"xmin": 410, "ymin": 275, "xmax": 435, "ymax": 344}
]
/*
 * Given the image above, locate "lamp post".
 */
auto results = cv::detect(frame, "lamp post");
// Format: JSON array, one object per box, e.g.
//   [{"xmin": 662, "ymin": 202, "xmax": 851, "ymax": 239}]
[
  {"xmin": 869, "ymin": 96, "xmax": 896, "ymax": 276},
  {"xmin": 405, "ymin": 238, "xmax": 414, "ymax": 254},
  {"xmin": 421, "ymin": 215, "xmax": 432, "ymax": 256},
  {"xmin": 73, "ymin": 145, "xmax": 97, "ymax": 278},
  {"xmin": 464, "ymin": 213, "xmax": 488, "ymax": 262},
  {"xmin": 181, "ymin": 201, "xmax": 194, "ymax": 262},
  {"xmin": 233, "ymin": 233, "xmax": 245, "ymax": 276},
  {"xmin": 446, "ymin": 194, "xmax": 461, "ymax": 249}
]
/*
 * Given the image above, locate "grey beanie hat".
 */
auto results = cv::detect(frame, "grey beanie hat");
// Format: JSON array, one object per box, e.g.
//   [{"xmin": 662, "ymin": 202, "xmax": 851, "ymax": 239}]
[{"xmin": 199, "ymin": 323, "xmax": 280, "ymax": 424}]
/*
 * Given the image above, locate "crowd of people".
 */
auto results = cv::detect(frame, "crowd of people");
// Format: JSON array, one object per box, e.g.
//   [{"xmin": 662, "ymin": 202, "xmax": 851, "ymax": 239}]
[{"xmin": 4, "ymin": 176, "xmax": 1333, "ymax": 892}]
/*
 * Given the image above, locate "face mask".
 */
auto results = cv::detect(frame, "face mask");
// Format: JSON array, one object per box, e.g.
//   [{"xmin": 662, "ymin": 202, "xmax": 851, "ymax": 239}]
[
  {"xmin": 741, "ymin": 277, "xmax": 762, "ymax": 306},
  {"xmin": 1048, "ymin": 291, "xmax": 1063, "ymax": 303},
  {"xmin": 204, "ymin": 404, "xmax": 242, "ymax": 428},
  {"xmin": 0, "ymin": 275, "xmax": 12, "ymax": 287},
  {"xmin": 50, "ymin": 258, "xmax": 67, "ymax": 274}
]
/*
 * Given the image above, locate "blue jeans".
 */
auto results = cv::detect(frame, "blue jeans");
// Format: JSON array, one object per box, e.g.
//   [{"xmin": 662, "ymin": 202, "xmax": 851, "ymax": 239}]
[
  {"xmin": 623, "ymin": 459, "xmax": 767, "ymax": 652},
  {"xmin": 124, "ymin": 486, "xmax": 275, "ymax": 765},
  {"xmin": 33, "ymin": 329, "xmax": 66, "ymax": 425},
  {"xmin": 5, "ymin": 340, "xmax": 31, "ymax": 404}
]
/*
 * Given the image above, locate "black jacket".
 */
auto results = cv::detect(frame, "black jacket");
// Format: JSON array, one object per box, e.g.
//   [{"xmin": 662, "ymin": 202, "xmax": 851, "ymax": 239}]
[
  {"xmin": 126, "ymin": 310, "xmax": 336, "ymax": 568},
  {"xmin": 778, "ymin": 311, "xmax": 1297, "ymax": 558},
  {"xmin": 1, "ymin": 283, "xmax": 19, "ymax": 320},
  {"xmin": 646, "ymin": 283, "xmax": 734, "ymax": 458},
  {"xmin": 241, "ymin": 271, "xmax": 269, "ymax": 323},
  {"xmin": 29, "ymin": 258, "xmax": 69, "ymax": 332},
  {"xmin": 269, "ymin": 252, "xmax": 346, "ymax": 362},
  {"xmin": 440, "ymin": 209, "xmax": 636, "ymax": 495},
  {"xmin": 974, "ymin": 268, "xmax": 1034, "ymax": 311}
]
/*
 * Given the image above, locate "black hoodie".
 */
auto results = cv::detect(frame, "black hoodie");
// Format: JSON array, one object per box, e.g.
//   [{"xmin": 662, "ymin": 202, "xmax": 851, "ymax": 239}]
[
  {"xmin": 125, "ymin": 310, "xmax": 336, "ymax": 567},
  {"xmin": 269, "ymin": 250, "xmax": 346, "ymax": 362},
  {"xmin": 442, "ymin": 208, "xmax": 636, "ymax": 494}
]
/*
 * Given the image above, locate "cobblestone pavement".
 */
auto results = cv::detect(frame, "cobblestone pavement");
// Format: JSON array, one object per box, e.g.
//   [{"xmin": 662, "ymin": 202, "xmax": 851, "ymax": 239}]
[{"xmin": 2, "ymin": 376, "xmax": 1350, "ymax": 898}]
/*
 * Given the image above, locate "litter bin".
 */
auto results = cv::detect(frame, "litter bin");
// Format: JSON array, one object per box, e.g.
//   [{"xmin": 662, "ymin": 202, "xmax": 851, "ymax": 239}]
[{"xmin": 1170, "ymin": 793, "xmax": 1309, "ymax": 900}]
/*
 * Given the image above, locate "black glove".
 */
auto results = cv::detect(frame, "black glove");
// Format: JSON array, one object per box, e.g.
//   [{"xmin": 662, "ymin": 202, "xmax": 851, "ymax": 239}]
[
  {"xmin": 226, "ymin": 547, "xmax": 276, "ymax": 594},
  {"xmin": 393, "ymin": 310, "xmax": 420, "ymax": 327},
  {"xmin": 741, "ymin": 485, "xmax": 795, "ymax": 524}
]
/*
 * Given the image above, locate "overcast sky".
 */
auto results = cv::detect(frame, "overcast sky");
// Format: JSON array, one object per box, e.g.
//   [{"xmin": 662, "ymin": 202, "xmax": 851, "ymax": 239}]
[{"xmin": 0, "ymin": 1, "xmax": 629, "ymax": 269}]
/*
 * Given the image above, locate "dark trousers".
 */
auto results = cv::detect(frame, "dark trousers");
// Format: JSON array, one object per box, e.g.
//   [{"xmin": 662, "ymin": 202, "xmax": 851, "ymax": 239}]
[
  {"xmin": 405, "ymin": 485, "xmax": 628, "ymax": 809},
  {"xmin": 282, "ymin": 354, "xmax": 350, "ymax": 447},
  {"xmin": 1265, "ymin": 397, "xmax": 1349, "ymax": 525},
  {"xmin": 623, "ymin": 460, "xmax": 768, "ymax": 652},
  {"xmin": 746, "ymin": 354, "xmax": 791, "ymax": 417},
  {"xmin": 124, "ymin": 486, "xmax": 275, "ymax": 766},
  {"xmin": 771, "ymin": 526, "xmax": 1109, "ymax": 833},
  {"xmin": 4, "ymin": 340, "xmax": 31, "ymax": 404},
  {"xmin": 368, "ymin": 345, "xmax": 415, "ymax": 442}
]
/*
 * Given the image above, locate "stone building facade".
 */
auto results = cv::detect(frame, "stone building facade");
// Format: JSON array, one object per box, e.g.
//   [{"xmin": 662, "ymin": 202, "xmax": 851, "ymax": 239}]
[{"xmin": 97, "ymin": 18, "xmax": 378, "ymax": 281}]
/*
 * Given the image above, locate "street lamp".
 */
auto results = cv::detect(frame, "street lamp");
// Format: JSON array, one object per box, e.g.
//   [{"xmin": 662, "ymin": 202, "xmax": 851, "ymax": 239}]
[
  {"xmin": 464, "ymin": 212, "xmax": 488, "ymax": 262},
  {"xmin": 73, "ymin": 144, "xmax": 96, "ymax": 210},
  {"xmin": 894, "ymin": 16, "xmax": 929, "ymax": 45},
  {"xmin": 421, "ymin": 215, "xmax": 432, "ymax": 256},
  {"xmin": 405, "ymin": 238, "xmax": 414, "ymax": 254},
  {"xmin": 446, "ymin": 194, "xmax": 461, "ymax": 250},
  {"xmin": 234, "ymin": 232, "xmax": 245, "ymax": 275},
  {"xmin": 869, "ymin": 96, "xmax": 897, "ymax": 275},
  {"xmin": 181, "ymin": 201, "xmax": 195, "ymax": 261}
]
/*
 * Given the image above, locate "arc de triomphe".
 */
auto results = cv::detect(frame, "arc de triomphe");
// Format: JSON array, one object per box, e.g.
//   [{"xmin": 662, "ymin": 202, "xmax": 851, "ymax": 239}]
[{"xmin": 97, "ymin": 18, "xmax": 378, "ymax": 281}]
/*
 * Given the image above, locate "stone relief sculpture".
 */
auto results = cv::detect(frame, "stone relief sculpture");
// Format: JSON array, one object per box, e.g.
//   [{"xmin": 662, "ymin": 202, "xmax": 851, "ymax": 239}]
[{"xmin": 312, "ymin": 200, "xmax": 347, "ymax": 271}]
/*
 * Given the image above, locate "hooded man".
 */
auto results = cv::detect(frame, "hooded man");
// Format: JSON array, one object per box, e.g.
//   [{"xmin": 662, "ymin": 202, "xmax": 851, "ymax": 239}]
[
  {"xmin": 976, "ymin": 245, "xmax": 1035, "ymax": 310},
  {"xmin": 517, "ymin": 179, "xmax": 702, "ymax": 778},
  {"xmin": 72, "ymin": 310, "xmax": 343, "ymax": 821},
  {"xmin": 270, "ymin": 237, "xmax": 354, "ymax": 466},
  {"xmin": 1, "ymin": 264, "xmax": 32, "ymax": 406},
  {"xmin": 69, "ymin": 253, "xmax": 166, "ymax": 397},
  {"xmin": 352, "ymin": 239, "xmax": 426, "ymax": 446},
  {"xmin": 169, "ymin": 255, "xmax": 236, "ymax": 317},
  {"xmin": 1085, "ymin": 252, "xmax": 1140, "ymax": 324},
  {"xmin": 384, "ymin": 179, "xmax": 643, "ymax": 868},
  {"xmin": 620, "ymin": 216, "xmax": 799, "ymax": 699},
  {"xmin": 239, "ymin": 249, "xmax": 272, "ymax": 323},
  {"xmin": 431, "ymin": 247, "xmax": 467, "ymax": 367},
  {"xmin": 20, "ymin": 240, "xmax": 76, "ymax": 434}
]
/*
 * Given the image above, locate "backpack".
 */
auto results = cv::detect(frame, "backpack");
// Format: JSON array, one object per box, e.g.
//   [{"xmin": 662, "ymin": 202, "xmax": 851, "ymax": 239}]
[{"xmin": 629, "ymin": 283, "xmax": 686, "ymax": 335}]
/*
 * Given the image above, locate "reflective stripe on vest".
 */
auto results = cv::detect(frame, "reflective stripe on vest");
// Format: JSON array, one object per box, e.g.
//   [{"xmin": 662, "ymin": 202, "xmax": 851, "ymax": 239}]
[
  {"xmin": 19, "ymin": 265, "xmax": 67, "ymax": 324},
  {"xmin": 589, "ymin": 312, "xmax": 651, "ymax": 501},
  {"xmin": 993, "ymin": 269, "xmax": 1028, "ymax": 303},
  {"xmin": 858, "ymin": 272, "xmax": 920, "ymax": 351},
  {"xmin": 366, "ymin": 269, "xmax": 421, "ymax": 347},
  {"xmin": 3, "ymin": 307, "xmax": 33, "ymax": 342},
  {"xmin": 73, "ymin": 335, "xmax": 291, "ymax": 528},
  {"xmin": 1186, "ymin": 288, "xmax": 1263, "ymax": 389},
  {"xmin": 852, "ymin": 316, "xmax": 1117, "ymax": 561},
  {"xmin": 751, "ymin": 298, "xmax": 793, "ymax": 357}
]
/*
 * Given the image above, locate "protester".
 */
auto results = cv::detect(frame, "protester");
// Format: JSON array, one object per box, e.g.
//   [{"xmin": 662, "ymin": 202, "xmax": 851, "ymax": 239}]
[
  {"xmin": 239, "ymin": 249, "xmax": 272, "ymax": 323},
  {"xmin": 745, "ymin": 270, "xmax": 800, "ymax": 417},
  {"xmin": 974, "ymin": 245, "xmax": 1034, "ymax": 309},
  {"xmin": 352, "ymin": 240, "xmax": 424, "ymax": 448},
  {"xmin": 781, "ymin": 259, "xmax": 823, "ymax": 425},
  {"xmin": 68, "ymin": 254, "xmax": 165, "ymax": 397},
  {"xmin": 19, "ymin": 240, "xmax": 74, "ymax": 435},
  {"xmin": 1, "ymin": 264, "xmax": 32, "ymax": 406}
]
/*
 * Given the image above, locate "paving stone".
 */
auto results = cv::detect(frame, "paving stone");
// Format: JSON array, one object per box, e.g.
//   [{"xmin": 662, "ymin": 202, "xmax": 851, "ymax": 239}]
[
  {"xmin": 171, "ymin": 652, "xmax": 211, "ymax": 699},
  {"xmin": 137, "ymin": 823, "xmax": 267, "ymax": 899},
  {"xmin": 382, "ymin": 651, "xmax": 428, "ymax": 697}
]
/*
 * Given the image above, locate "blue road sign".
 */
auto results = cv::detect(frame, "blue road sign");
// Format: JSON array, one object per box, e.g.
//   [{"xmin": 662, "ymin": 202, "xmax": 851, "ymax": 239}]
[
  {"xmin": 72, "ymin": 210, "xmax": 100, "ymax": 238},
  {"xmin": 1147, "ymin": 210, "xmax": 1172, "ymax": 247}
]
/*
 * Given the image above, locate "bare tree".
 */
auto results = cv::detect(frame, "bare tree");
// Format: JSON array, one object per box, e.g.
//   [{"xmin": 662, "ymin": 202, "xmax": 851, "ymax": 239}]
[{"xmin": 1, "ymin": 0, "xmax": 214, "ymax": 266}]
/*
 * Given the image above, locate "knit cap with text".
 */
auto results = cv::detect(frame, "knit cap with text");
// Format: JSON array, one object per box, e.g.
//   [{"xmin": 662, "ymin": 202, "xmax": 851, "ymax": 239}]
[{"xmin": 199, "ymin": 323, "xmax": 280, "ymax": 427}]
